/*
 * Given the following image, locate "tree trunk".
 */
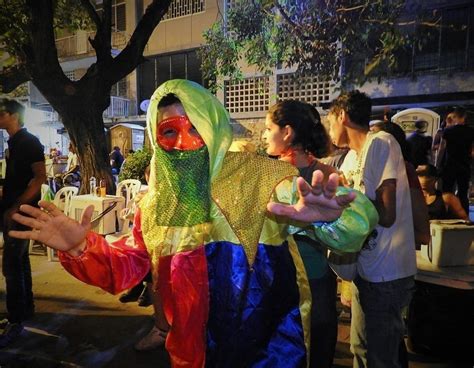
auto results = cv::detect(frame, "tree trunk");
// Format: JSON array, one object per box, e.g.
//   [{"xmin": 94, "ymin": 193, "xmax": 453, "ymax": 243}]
[{"xmin": 60, "ymin": 108, "xmax": 115, "ymax": 195}]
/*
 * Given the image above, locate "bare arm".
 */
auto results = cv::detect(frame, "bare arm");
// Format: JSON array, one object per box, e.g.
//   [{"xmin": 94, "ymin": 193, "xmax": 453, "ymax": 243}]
[
  {"xmin": 410, "ymin": 187, "xmax": 431, "ymax": 246},
  {"xmin": 443, "ymin": 193, "xmax": 469, "ymax": 220},
  {"xmin": 434, "ymin": 138, "xmax": 446, "ymax": 170},
  {"xmin": 374, "ymin": 178, "xmax": 396, "ymax": 227}
]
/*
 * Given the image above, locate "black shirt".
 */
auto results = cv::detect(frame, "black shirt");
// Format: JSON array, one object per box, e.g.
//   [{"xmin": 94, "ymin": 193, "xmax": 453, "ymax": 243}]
[
  {"xmin": 407, "ymin": 132, "xmax": 432, "ymax": 168},
  {"xmin": 110, "ymin": 150, "xmax": 124, "ymax": 171},
  {"xmin": 443, "ymin": 124, "xmax": 474, "ymax": 169},
  {"xmin": 3, "ymin": 128, "xmax": 45, "ymax": 208}
]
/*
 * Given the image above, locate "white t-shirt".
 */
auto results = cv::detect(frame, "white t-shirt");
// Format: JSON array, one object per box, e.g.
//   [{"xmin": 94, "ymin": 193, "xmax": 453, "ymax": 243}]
[
  {"xmin": 66, "ymin": 152, "xmax": 78, "ymax": 172},
  {"xmin": 340, "ymin": 131, "xmax": 416, "ymax": 282}
]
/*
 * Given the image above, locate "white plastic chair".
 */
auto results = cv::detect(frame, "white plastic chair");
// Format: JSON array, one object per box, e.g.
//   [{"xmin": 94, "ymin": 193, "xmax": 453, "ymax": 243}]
[
  {"xmin": 105, "ymin": 179, "xmax": 141, "ymax": 242},
  {"xmin": 29, "ymin": 184, "xmax": 54, "ymax": 255},
  {"xmin": 116, "ymin": 179, "xmax": 141, "ymax": 210},
  {"xmin": 53, "ymin": 186, "xmax": 79, "ymax": 217},
  {"xmin": 47, "ymin": 186, "xmax": 78, "ymax": 260}
]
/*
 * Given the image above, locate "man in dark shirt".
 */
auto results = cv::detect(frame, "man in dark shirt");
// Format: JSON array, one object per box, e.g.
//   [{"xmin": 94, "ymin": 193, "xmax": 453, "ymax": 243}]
[
  {"xmin": 0, "ymin": 98, "xmax": 46, "ymax": 347},
  {"xmin": 439, "ymin": 107, "xmax": 474, "ymax": 213},
  {"xmin": 407, "ymin": 119, "xmax": 433, "ymax": 168},
  {"xmin": 110, "ymin": 146, "xmax": 124, "ymax": 174}
]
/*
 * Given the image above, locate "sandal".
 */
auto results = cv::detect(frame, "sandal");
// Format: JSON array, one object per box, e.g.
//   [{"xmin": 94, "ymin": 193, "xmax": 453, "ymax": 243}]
[{"xmin": 134, "ymin": 325, "xmax": 168, "ymax": 351}]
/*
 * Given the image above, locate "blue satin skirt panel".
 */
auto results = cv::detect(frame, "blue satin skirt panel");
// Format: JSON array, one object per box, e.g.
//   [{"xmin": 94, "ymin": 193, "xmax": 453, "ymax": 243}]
[{"xmin": 205, "ymin": 241, "xmax": 306, "ymax": 368}]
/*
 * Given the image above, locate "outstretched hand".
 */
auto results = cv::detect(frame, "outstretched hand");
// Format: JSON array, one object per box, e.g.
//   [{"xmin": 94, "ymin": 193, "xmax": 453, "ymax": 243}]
[
  {"xmin": 9, "ymin": 200, "xmax": 94, "ymax": 256},
  {"xmin": 267, "ymin": 170, "xmax": 355, "ymax": 223}
]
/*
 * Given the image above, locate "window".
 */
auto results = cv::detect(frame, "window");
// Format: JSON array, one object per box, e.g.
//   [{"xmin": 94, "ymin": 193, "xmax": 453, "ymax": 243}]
[
  {"xmin": 111, "ymin": 78, "xmax": 127, "ymax": 97},
  {"xmin": 138, "ymin": 50, "xmax": 204, "ymax": 102},
  {"xmin": 277, "ymin": 73, "xmax": 333, "ymax": 105},
  {"xmin": 164, "ymin": 0, "xmax": 205, "ymax": 20},
  {"xmin": 224, "ymin": 76, "xmax": 270, "ymax": 114},
  {"xmin": 440, "ymin": 8, "xmax": 468, "ymax": 69},
  {"xmin": 414, "ymin": 10, "xmax": 440, "ymax": 72},
  {"xmin": 96, "ymin": 0, "xmax": 126, "ymax": 32}
]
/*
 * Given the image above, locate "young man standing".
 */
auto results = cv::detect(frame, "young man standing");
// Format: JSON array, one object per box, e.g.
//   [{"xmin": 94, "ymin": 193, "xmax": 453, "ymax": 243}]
[
  {"xmin": 0, "ymin": 98, "xmax": 46, "ymax": 346},
  {"xmin": 327, "ymin": 90, "xmax": 416, "ymax": 368},
  {"xmin": 438, "ymin": 106, "xmax": 474, "ymax": 213}
]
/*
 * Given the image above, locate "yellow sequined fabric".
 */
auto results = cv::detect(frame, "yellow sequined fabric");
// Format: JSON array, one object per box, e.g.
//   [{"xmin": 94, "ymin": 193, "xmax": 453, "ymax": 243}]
[{"xmin": 211, "ymin": 152, "xmax": 298, "ymax": 266}]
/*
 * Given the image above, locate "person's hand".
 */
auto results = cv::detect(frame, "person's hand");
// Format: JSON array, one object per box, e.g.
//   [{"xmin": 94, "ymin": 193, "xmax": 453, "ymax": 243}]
[
  {"xmin": 267, "ymin": 170, "xmax": 356, "ymax": 223},
  {"xmin": 9, "ymin": 200, "xmax": 94, "ymax": 256}
]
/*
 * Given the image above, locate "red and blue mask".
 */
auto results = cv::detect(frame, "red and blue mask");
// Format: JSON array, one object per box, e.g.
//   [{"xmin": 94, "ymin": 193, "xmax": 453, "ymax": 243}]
[{"xmin": 157, "ymin": 115, "xmax": 205, "ymax": 151}]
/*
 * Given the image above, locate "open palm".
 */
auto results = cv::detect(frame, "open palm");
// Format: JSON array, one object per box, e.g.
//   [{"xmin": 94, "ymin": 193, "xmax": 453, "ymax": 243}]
[
  {"xmin": 267, "ymin": 171, "xmax": 355, "ymax": 223},
  {"xmin": 9, "ymin": 200, "xmax": 94, "ymax": 254}
]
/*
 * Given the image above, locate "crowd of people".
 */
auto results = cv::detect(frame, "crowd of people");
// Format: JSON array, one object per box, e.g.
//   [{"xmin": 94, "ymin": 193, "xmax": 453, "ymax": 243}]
[{"xmin": 0, "ymin": 79, "xmax": 472, "ymax": 368}]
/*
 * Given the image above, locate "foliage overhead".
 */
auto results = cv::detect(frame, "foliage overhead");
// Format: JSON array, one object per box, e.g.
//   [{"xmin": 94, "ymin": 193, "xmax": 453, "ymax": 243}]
[{"xmin": 200, "ymin": 0, "xmax": 428, "ymax": 89}]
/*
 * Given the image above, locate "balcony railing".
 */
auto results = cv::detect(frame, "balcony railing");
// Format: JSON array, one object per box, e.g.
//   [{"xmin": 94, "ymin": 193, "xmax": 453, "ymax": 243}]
[
  {"xmin": 56, "ymin": 30, "xmax": 128, "ymax": 59},
  {"xmin": 104, "ymin": 96, "xmax": 134, "ymax": 118}
]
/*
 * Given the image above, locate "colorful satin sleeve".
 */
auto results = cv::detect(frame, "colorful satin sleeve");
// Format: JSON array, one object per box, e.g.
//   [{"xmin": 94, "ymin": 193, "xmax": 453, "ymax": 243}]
[
  {"xmin": 58, "ymin": 210, "xmax": 151, "ymax": 295},
  {"xmin": 275, "ymin": 179, "xmax": 379, "ymax": 254},
  {"xmin": 310, "ymin": 186, "xmax": 379, "ymax": 254}
]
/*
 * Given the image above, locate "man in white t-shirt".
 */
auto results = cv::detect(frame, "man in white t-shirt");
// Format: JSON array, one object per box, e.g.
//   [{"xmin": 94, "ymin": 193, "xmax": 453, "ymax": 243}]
[
  {"xmin": 59, "ymin": 143, "xmax": 80, "ymax": 187},
  {"xmin": 327, "ymin": 90, "xmax": 416, "ymax": 368}
]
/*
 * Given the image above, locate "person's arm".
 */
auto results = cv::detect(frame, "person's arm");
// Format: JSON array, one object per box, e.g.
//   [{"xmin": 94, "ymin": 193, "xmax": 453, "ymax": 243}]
[
  {"xmin": 410, "ymin": 187, "xmax": 431, "ymax": 245},
  {"xmin": 435, "ymin": 137, "xmax": 447, "ymax": 170},
  {"xmin": 13, "ymin": 161, "xmax": 46, "ymax": 208},
  {"xmin": 9, "ymin": 201, "xmax": 150, "ymax": 294},
  {"xmin": 5, "ymin": 161, "xmax": 46, "ymax": 229},
  {"xmin": 373, "ymin": 178, "xmax": 396, "ymax": 227},
  {"xmin": 269, "ymin": 172, "xmax": 379, "ymax": 254},
  {"xmin": 442, "ymin": 193, "xmax": 469, "ymax": 220}
]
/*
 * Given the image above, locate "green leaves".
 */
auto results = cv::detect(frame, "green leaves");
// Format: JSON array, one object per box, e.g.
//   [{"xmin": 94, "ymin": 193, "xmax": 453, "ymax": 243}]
[{"xmin": 201, "ymin": 0, "xmax": 421, "ymax": 85}]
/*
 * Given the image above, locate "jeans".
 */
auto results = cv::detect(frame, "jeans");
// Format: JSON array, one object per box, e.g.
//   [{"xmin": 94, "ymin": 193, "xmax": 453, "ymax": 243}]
[
  {"xmin": 308, "ymin": 265, "xmax": 338, "ymax": 368},
  {"xmin": 351, "ymin": 275, "xmax": 415, "ymax": 368},
  {"xmin": 2, "ymin": 230, "xmax": 34, "ymax": 324}
]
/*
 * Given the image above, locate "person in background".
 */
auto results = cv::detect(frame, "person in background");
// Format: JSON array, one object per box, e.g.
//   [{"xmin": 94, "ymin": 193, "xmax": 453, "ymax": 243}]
[
  {"xmin": 406, "ymin": 120, "xmax": 432, "ymax": 169},
  {"xmin": 263, "ymin": 99, "xmax": 338, "ymax": 368},
  {"xmin": 437, "ymin": 106, "xmax": 474, "ymax": 213},
  {"xmin": 328, "ymin": 90, "xmax": 416, "ymax": 368},
  {"xmin": 110, "ymin": 146, "xmax": 124, "ymax": 175},
  {"xmin": 55, "ymin": 142, "xmax": 80, "ymax": 189},
  {"xmin": 0, "ymin": 98, "xmax": 46, "ymax": 347},
  {"xmin": 381, "ymin": 122, "xmax": 430, "ymax": 248},
  {"xmin": 9, "ymin": 80, "xmax": 377, "ymax": 368},
  {"xmin": 368, "ymin": 119, "xmax": 385, "ymax": 133},
  {"xmin": 432, "ymin": 111, "xmax": 454, "ymax": 167},
  {"xmin": 416, "ymin": 164, "xmax": 468, "ymax": 221}
]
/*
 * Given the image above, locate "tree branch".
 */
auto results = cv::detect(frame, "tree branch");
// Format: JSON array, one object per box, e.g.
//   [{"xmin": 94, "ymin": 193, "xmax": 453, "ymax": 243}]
[
  {"xmin": 0, "ymin": 65, "xmax": 30, "ymax": 93},
  {"xmin": 79, "ymin": 0, "xmax": 101, "ymax": 29},
  {"xmin": 336, "ymin": 2, "xmax": 370, "ymax": 13},
  {"xmin": 91, "ymin": 0, "xmax": 112, "ymax": 63},
  {"xmin": 24, "ymin": 0, "xmax": 66, "ymax": 82},
  {"xmin": 106, "ymin": 0, "xmax": 172, "ymax": 83},
  {"xmin": 273, "ymin": 1, "xmax": 307, "ymax": 41}
]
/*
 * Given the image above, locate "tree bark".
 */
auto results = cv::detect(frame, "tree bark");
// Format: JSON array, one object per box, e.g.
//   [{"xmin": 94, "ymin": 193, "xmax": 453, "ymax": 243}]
[{"xmin": 60, "ymin": 106, "xmax": 114, "ymax": 195}]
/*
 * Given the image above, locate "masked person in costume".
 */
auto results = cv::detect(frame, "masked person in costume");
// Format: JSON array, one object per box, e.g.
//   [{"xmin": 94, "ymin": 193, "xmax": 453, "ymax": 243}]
[{"xmin": 10, "ymin": 80, "xmax": 378, "ymax": 368}]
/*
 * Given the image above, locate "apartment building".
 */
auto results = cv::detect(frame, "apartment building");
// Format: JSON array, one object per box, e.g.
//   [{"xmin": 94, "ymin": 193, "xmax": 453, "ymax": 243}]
[{"xmin": 13, "ymin": 0, "xmax": 474, "ymax": 151}]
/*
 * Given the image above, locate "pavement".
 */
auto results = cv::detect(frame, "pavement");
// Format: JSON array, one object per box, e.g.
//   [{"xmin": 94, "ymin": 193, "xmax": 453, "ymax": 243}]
[{"xmin": 0, "ymin": 248, "xmax": 471, "ymax": 368}]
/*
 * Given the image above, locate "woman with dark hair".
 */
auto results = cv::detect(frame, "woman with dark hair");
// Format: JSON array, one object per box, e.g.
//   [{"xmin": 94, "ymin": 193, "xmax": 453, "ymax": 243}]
[{"xmin": 264, "ymin": 99, "xmax": 338, "ymax": 368}]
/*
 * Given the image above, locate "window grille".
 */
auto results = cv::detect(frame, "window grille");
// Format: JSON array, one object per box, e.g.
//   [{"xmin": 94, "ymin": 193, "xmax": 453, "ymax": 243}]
[
  {"xmin": 224, "ymin": 76, "xmax": 270, "ymax": 114},
  {"xmin": 277, "ymin": 73, "xmax": 332, "ymax": 105},
  {"xmin": 164, "ymin": 0, "xmax": 205, "ymax": 20},
  {"xmin": 64, "ymin": 70, "xmax": 76, "ymax": 81},
  {"xmin": 111, "ymin": 78, "xmax": 127, "ymax": 97}
]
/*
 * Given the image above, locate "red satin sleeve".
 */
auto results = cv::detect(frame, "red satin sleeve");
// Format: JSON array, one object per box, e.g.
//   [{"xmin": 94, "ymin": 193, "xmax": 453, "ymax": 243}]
[{"xmin": 58, "ymin": 210, "xmax": 151, "ymax": 295}]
